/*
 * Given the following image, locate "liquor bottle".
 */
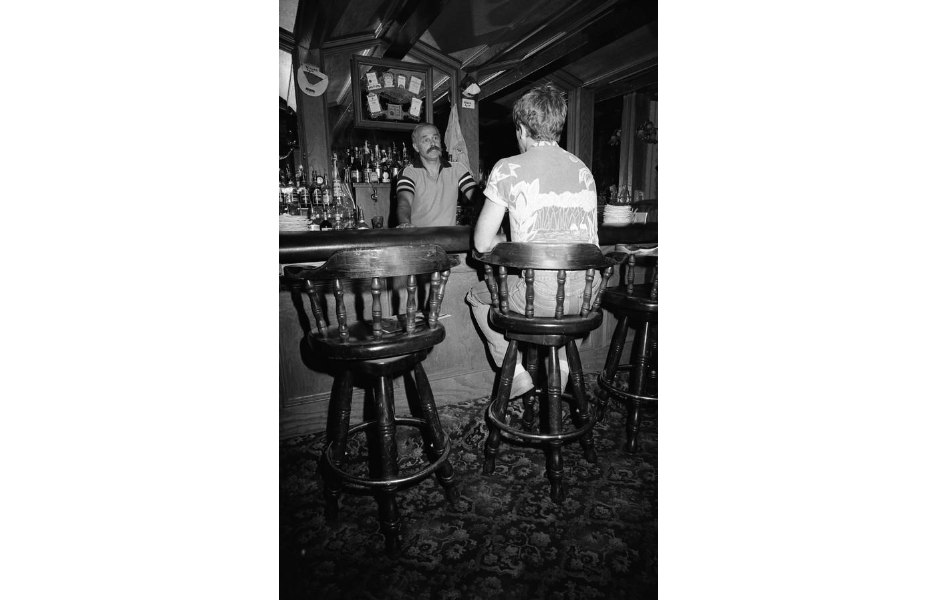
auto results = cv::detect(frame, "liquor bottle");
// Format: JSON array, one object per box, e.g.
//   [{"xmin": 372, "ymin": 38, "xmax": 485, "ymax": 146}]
[
  {"xmin": 299, "ymin": 167, "xmax": 312, "ymax": 208},
  {"xmin": 306, "ymin": 171, "xmax": 316, "ymax": 204},
  {"xmin": 296, "ymin": 164, "xmax": 305, "ymax": 189},
  {"xmin": 331, "ymin": 203, "xmax": 344, "ymax": 230},
  {"xmin": 309, "ymin": 202, "xmax": 323, "ymax": 231},
  {"xmin": 285, "ymin": 168, "xmax": 299, "ymax": 215},
  {"xmin": 359, "ymin": 143, "xmax": 368, "ymax": 182},
  {"xmin": 322, "ymin": 185, "xmax": 332, "ymax": 211},
  {"xmin": 380, "ymin": 156, "xmax": 391, "ymax": 183},
  {"xmin": 331, "ymin": 152, "xmax": 340, "ymax": 184},
  {"xmin": 389, "ymin": 143, "xmax": 401, "ymax": 181},
  {"xmin": 315, "ymin": 171, "xmax": 326, "ymax": 202},
  {"xmin": 351, "ymin": 147, "xmax": 362, "ymax": 183},
  {"xmin": 320, "ymin": 210, "xmax": 333, "ymax": 231},
  {"xmin": 279, "ymin": 168, "xmax": 288, "ymax": 214},
  {"xmin": 333, "ymin": 169, "xmax": 343, "ymax": 198},
  {"xmin": 355, "ymin": 207, "xmax": 369, "ymax": 229}
]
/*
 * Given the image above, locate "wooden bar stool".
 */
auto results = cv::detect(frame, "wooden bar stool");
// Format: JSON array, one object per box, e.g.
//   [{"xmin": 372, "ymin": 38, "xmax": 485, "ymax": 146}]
[
  {"xmin": 596, "ymin": 247, "xmax": 658, "ymax": 453},
  {"xmin": 473, "ymin": 243, "xmax": 614, "ymax": 503},
  {"xmin": 282, "ymin": 244, "xmax": 459, "ymax": 556}
]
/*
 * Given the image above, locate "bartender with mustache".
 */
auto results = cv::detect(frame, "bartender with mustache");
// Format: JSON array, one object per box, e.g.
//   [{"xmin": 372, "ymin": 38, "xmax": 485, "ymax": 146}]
[{"xmin": 395, "ymin": 123, "xmax": 479, "ymax": 227}]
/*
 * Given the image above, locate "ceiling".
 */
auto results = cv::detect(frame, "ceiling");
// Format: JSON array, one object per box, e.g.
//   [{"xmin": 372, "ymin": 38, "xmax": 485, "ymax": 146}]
[
  {"xmin": 279, "ymin": 0, "xmax": 936, "ymax": 145},
  {"xmin": 280, "ymin": 0, "xmax": 657, "ymax": 137}
]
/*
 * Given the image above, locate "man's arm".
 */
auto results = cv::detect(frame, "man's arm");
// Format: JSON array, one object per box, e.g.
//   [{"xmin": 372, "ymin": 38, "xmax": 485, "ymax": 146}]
[
  {"xmin": 396, "ymin": 189, "xmax": 415, "ymax": 228},
  {"xmin": 464, "ymin": 185, "xmax": 479, "ymax": 208},
  {"xmin": 473, "ymin": 198, "xmax": 507, "ymax": 253}
]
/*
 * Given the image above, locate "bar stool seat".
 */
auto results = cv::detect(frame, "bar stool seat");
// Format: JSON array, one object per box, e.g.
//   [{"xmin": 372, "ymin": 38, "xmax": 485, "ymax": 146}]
[
  {"xmin": 283, "ymin": 244, "xmax": 460, "ymax": 556},
  {"xmin": 473, "ymin": 242, "xmax": 615, "ymax": 503},
  {"xmin": 596, "ymin": 247, "xmax": 658, "ymax": 453}
]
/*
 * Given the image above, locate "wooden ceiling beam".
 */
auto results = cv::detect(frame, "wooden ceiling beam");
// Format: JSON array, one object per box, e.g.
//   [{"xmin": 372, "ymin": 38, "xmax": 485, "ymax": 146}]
[
  {"xmin": 461, "ymin": 0, "xmax": 596, "ymax": 70},
  {"xmin": 469, "ymin": 0, "xmax": 617, "ymax": 75},
  {"xmin": 292, "ymin": 0, "xmax": 349, "ymax": 57},
  {"xmin": 322, "ymin": 33, "xmax": 382, "ymax": 55},
  {"xmin": 280, "ymin": 28, "xmax": 295, "ymax": 53},
  {"xmin": 380, "ymin": 0, "xmax": 455, "ymax": 60},
  {"xmin": 408, "ymin": 40, "xmax": 461, "ymax": 72},
  {"xmin": 477, "ymin": 0, "xmax": 656, "ymax": 101}
]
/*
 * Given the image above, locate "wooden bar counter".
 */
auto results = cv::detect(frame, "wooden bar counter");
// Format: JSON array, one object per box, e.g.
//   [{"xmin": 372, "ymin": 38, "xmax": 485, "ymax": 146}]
[{"xmin": 279, "ymin": 224, "xmax": 657, "ymax": 439}]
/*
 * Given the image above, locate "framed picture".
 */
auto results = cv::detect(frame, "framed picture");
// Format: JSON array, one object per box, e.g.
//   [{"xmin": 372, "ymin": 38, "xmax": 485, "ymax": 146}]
[{"xmin": 352, "ymin": 55, "xmax": 433, "ymax": 131}]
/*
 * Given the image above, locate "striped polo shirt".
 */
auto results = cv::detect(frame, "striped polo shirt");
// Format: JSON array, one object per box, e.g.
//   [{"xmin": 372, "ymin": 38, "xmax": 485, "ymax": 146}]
[{"xmin": 396, "ymin": 156, "xmax": 478, "ymax": 227}]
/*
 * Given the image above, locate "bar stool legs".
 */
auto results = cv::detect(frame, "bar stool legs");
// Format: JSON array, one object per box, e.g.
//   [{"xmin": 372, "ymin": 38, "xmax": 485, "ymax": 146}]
[
  {"xmin": 483, "ymin": 339, "xmax": 597, "ymax": 503},
  {"xmin": 566, "ymin": 342, "xmax": 598, "ymax": 464},
  {"xmin": 373, "ymin": 374, "xmax": 402, "ymax": 556},
  {"xmin": 624, "ymin": 321, "xmax": 653, "ymax": 453},
  {"xmin": 322, "ymin": 371, "xmax": 353, "ymax": 520},
  {"xmin": 322, "ymin": 358, "xmax": 459, "ymax": 556},
  {"xmin": 596, "ymin": 314, "xmax": 629, "ymax": 422},
  {"xmin": 412, "ymin": 363, "xmax": 459, "ymax": 504},
  {"xmin": 545, "ymin": 346, "xmax": 565, "ymax": 503},
  {"xmin": 521, "ymin": 345, "xmax": 540, "ymax": 431},
  {"xmin": 482, "ymin": 341, "xmax": 519, "ymax": 476},
  {"xmin": 597, "ymin": 315, "xmax": 658, "ymax": 454}
]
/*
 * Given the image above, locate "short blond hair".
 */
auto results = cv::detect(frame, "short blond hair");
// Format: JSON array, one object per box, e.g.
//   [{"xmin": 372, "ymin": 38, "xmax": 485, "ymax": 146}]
[{"xmin": 512, "ymin": 83, "xmax": 567, "ymax": 141}]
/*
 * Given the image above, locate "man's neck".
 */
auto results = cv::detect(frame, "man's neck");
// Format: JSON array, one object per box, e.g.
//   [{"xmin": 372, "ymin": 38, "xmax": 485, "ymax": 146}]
[{"xmin": 421, "ymin": 155, "xmax": 441, "ymax": 171}]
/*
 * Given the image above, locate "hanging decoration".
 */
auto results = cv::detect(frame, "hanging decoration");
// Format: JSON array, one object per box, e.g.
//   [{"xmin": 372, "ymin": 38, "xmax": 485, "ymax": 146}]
[{"xmin": 297, "ymin": 63, "xmax": 328, "ymax": 97}]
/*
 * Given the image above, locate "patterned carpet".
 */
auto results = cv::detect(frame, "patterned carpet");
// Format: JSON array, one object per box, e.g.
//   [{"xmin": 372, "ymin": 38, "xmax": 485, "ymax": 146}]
[{"xmin": 280, "ymin": 373, "xmax": 657, "ymax": 599}]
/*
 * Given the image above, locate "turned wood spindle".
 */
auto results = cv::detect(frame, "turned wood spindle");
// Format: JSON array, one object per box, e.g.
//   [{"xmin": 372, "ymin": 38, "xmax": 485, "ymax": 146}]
[
  {"xmin": 497, "ymin": 266, "xmax": 509, "ymax": 315},
  {"xmin": 428, "ymin": 271, "xmax": 441, "ymax": 327},
  {"xmin": 333, "ymin": 279, "xmax": 349, "ymax": 341},
  {"xmin": 554, "ymin": 269, "xmax": 566, "ymax": 319},
  {"xmin": 524, "ymin": 269, "xmax": 535, "ymax": 318},
  {"xmin": 306, "ymin": 282, "xmax": 328, "ymax": 336},
  {"xmin": 405, "ymin": 274, "xmax": 417, "ymax": 333},
  {"xmin": 581, "ymin": 268, "xmax": 595, "ymax": 315},
  {"xmin": 371, "ymin": 277, "xmax": 383, "ymax": 339}
]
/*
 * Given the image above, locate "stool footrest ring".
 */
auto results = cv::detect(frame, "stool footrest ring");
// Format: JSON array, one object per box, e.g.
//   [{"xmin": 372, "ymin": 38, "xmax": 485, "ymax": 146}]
[
  {"xmin": 621, "ymin": 392, "xmax": 657, "ymax": 402},
  {"xmin": 324, "ymin": 416, "xmax": 452, "ymax": 489},
  {"xmin": 486, "ymin": 397, "xmax": 595, "ymax": 444},
  {"xmin": 598, "ymin": 369, "xmax": 627, "ymax": 398}
]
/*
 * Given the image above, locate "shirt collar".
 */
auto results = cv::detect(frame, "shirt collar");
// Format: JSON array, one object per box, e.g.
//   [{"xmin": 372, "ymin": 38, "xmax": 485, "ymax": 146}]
[{"xmin": 412, "ymin": 154, "xmax": 451, "ymax": 169}]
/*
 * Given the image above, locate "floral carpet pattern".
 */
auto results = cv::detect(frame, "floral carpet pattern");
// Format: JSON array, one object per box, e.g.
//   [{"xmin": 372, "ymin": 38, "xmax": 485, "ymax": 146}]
[{"xmin": 280, "ymin": 373, "xmax": 657, "ymax": 600}]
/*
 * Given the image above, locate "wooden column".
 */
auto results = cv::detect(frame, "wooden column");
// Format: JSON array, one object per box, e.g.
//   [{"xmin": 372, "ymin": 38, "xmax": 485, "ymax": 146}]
[
  {"xmin": 617, "ymin": 93, "xmax": 637, "ymax": 197},
  {"xmin": 292, "ymin": 48, "xmax": 331, "ymax": 178},
  {"xmin": 631, "ymin": 92, "xmax": 651, "ymax": 196},
  {"xmin": 620, "ymin": 93, "xmax": 658, "ymax": 200},
  {"xmin": 566, "ymin": 86, "xmax": 594, "ymax": 169}
]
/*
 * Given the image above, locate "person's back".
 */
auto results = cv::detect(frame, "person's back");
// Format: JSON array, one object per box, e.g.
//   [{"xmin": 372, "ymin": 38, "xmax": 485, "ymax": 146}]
[
  {"xmin": 485, "ymin": 141, "xmax": 598, "ymax": 314},
  {"xmin": 486, "ymin": 141, "xmax": 597, "ymax": 245}
]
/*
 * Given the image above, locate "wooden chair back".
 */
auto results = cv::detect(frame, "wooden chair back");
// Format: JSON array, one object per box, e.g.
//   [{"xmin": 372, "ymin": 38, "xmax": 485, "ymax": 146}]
[
  {"xmin": 473, "ymin": 243, "xmax": 615, "ymax": 321},
  {"xmin": 283, "ymin": 244, "xmax": 456, "ymax": 343}
]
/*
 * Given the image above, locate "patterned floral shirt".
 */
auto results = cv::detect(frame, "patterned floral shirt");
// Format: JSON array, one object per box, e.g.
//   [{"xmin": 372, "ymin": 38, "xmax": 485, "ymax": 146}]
[{"xmin": 483, "ymin": 140, "xmax": 598, "ymax": 246}]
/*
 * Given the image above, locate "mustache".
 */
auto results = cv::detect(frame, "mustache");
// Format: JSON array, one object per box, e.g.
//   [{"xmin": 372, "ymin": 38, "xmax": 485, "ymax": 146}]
[{"xmin": 428, "ymin": 146, "xmax": 441, "ymax": 152}]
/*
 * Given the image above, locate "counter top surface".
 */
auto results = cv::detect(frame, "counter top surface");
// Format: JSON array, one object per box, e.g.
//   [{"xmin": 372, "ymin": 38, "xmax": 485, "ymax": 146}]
[{"xmin": 280, "ymin": 225, "xmax": 657, "ymax": 264}]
